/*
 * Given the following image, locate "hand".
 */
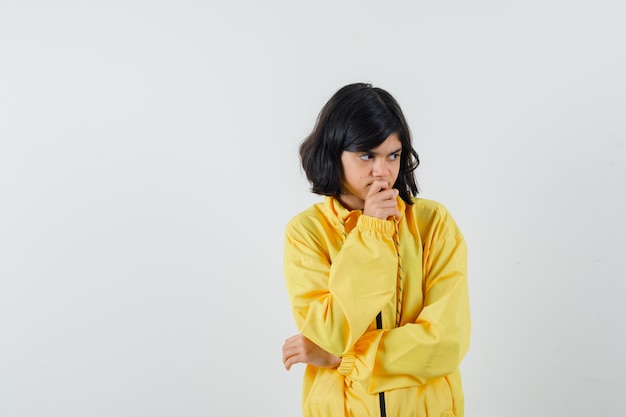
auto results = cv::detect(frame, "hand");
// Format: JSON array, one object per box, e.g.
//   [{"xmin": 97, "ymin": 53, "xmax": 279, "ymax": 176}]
[
  {"xmin": 363, "ymin": 180, "xmax": 400, "ymax": 220},
  {"xmin": 282, "ymin": 334, "xmax": 341, "ymax": 371}
]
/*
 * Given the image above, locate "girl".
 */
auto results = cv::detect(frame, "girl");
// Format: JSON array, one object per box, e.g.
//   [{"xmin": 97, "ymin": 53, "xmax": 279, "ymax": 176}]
[{"xmin": 282, "ymin": 83, "xmax": 471, "ymax": 417}]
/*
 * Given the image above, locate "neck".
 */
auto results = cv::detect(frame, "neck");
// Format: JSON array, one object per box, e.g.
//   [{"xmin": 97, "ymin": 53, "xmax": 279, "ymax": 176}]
[{"xmin": 338, "ymin": 194, "xmax": 364, "ymax": 211}]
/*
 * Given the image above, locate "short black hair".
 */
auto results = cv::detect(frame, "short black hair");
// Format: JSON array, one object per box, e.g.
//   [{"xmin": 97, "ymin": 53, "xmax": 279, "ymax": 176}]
[{"xmin": 299, "ymin": 82, "xmax": 420, "ymax": 205}]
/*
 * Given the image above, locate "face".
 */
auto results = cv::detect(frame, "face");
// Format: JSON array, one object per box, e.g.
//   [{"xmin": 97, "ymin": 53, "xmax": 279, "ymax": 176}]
[{"xmin": 339, "ymin": 132, "xmax": 402, "ymax": 210}]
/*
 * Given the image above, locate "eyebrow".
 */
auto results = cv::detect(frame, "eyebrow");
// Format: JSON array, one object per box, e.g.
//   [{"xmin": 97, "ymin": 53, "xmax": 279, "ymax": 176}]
[{"xmin": 366, "ymin": 147, "xmax": 402, "ymax": 156}]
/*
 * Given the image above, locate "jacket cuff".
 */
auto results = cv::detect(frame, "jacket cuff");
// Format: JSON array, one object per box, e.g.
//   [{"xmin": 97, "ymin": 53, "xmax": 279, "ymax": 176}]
[
  {"xmin": 357, "ymin": 215, "xmax": 394, "ymax": 235},
  {"xmin": 337, "ymin": 348, "xmax": 356, "ymax": 376}
]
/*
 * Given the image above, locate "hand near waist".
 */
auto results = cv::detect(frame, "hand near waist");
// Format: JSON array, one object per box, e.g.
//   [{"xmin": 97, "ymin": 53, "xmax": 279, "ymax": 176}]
[{"xmin": 282, "ymin": 334, "xmax": 341, "ymax": 371}]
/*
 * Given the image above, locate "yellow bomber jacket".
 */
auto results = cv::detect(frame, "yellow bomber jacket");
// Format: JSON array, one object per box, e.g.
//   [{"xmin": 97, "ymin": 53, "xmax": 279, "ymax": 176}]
[{"xmin": 284, "ymin": 196, "xmax": 471, "ymax": 417}]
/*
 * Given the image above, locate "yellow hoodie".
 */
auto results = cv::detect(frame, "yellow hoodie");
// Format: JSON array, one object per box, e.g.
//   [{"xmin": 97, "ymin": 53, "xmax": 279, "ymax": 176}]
[{"xmin": 284, "ymin": 196, "xmax": 470, "ymax": 417}]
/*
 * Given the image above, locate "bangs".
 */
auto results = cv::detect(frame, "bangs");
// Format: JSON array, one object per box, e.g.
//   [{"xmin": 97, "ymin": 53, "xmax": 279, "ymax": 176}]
[{"xmin": 342, "ymin": 115, "xmax": 400, "ymax": 153}]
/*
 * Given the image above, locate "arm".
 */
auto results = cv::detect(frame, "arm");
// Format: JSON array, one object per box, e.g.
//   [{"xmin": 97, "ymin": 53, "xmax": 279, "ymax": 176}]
[
  {"xmin": 338, "ymin": 212, "xmax": 471, "ymax": 393},
  {"xmin": 284, "ymin": 214, "xmax": 397, "ymax": 357}
]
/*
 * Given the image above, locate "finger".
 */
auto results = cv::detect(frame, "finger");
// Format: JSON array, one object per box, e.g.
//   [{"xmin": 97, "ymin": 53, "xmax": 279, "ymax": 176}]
[
  {"xmin": 284, "ymin": 334, "xmax": 302, "ymax": 344},
  {"xmin": 366, "ymin": 180, "xmax": 388, "ymax": 198},
  {"xmin": 368, "ymin": 188, "xmax": 398, "ymax": 204},
  {"xmin": 377, "ymin": 191, "xmax": 399, "ymax": 204},
  {"xmin": 376, "ymin": 180, "xmax": 390, "ymax": 190},
  {"xmin": 283, "ymin": 335, "xmax": 304, "ymax": 351},
  {"xmin": 284, "ymin": 352, "xmax": 303, "ymax": 371},
  {"xmin": 284, "ymin": 356, "xmax": 293, "ymax": 370},
  {"xmin": 283, "ymin": 347, "xmax": 296, "ymax": 367},
  {"xmin": 282, "ymin": 345, "xmax": 301, "ymax": 361},
  {"xmin": 368, "ymin": 197, "xmax": 398, "ymax": 213},
  {"xmin": 380, "ymin": 188, "xmax": 399, "ymax": 200}
]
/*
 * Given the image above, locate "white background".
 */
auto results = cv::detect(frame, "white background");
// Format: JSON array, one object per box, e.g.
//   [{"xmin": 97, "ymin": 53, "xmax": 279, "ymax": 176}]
[{"xmin": 1, "ymin": 1, "xmax": 625, "ymax": 416}]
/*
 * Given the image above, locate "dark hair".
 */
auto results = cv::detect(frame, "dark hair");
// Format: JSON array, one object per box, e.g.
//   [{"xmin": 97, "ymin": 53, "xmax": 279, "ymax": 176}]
[{"xmin": 300, "ymin": 82, "xmax": 420, "ymax": 205}]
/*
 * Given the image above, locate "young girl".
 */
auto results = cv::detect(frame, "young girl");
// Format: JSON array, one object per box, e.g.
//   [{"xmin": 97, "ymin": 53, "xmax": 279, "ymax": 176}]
[{"xmin": 282, "ymin": 83, "xmax": 471, "ymax": 417}]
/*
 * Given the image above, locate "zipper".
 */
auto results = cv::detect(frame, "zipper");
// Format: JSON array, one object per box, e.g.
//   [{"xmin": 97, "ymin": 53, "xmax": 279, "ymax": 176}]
[{"xmin": 376, "ymin": 312, "xmax": 387, "ymax": 417}]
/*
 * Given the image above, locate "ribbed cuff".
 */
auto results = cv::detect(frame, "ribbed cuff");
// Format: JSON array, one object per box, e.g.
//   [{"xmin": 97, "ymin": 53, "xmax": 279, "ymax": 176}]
[
  {"xmin": 337, "ymin": 348, "xmax": 356, "ymax": 376},
  {"xmin": 357, "ymin": 215, "xmax": 394, "ymax": 235}
]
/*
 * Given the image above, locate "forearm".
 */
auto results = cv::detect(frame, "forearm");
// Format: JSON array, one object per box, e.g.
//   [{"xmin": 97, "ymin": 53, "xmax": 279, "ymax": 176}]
[
  {"xmin": 338, "ymin": 278, "xmax": 471, "ymax": 393},
  {"xmin": 285, "ymin": 215, "xmax": 397, "ymax": 356}
]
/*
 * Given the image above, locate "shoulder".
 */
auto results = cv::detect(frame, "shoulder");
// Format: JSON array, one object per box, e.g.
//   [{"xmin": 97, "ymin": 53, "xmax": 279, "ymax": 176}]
[
  {"xmin": 406, "ymin": 197, "xmax": 463, "ymax": 240},
  {"xmin": 285, "ymin": 200, "xmax": 332, "ymax": 238},
  {"xmin": 284, "ymin": 200, "xmax": 339, "ymax": 256},
  {"xmin": 409, "ymin": 196, "xmax": 447, "ymax": 211},
  {"xmin": 407, "ymin": 197, "xmax": 452, "ymax": 221}
]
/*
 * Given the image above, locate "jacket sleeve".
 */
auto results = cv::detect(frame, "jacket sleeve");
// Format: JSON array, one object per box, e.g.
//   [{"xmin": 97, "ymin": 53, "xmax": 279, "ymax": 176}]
[
  {"xmin": 284, "ymin": 214, "xmax": 397, "ymax": 357},
  {"xmin": 338, "ymin": 211, "xmax": 471, "ymax": 393}
]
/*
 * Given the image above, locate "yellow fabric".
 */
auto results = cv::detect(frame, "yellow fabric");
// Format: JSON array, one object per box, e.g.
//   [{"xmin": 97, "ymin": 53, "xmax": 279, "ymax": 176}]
[{"xmin": 284, "ymin": 196, "xmax": 471, "ymax": 417}]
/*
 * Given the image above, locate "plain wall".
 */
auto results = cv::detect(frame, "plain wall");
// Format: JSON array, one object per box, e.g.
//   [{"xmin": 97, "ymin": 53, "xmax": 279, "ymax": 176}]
[{"xmin": 1, "ymin": 1, "xmax": 625, "ymax": 416}]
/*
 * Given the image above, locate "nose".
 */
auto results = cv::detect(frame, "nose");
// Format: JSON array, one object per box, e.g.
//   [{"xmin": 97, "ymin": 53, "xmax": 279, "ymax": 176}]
[{"xmin": 372, "ymin": 158, "xmax": 390, "ymax": 177}]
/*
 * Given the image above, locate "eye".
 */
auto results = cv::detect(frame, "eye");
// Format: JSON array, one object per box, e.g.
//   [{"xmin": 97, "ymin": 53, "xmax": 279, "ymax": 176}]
[
  {"xmin": 389, "ymin": 152, "xmax": 401, "ymax": 161},
  {"xmin": 358, "ymin": 153, "xmax": 374, "ymax": 161}
]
